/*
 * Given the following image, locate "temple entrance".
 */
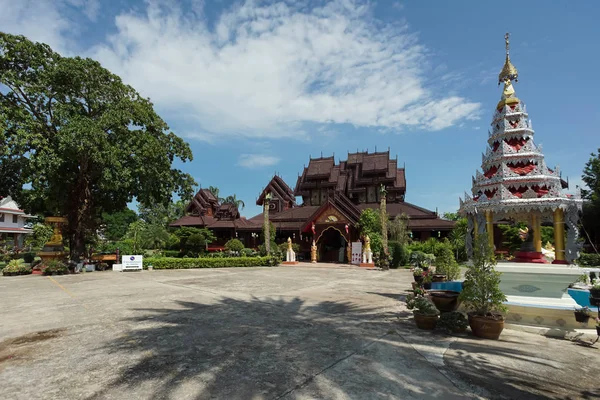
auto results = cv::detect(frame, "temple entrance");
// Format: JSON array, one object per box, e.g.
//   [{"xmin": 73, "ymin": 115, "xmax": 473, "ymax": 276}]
[{"xmin": 318, "ymin": 227, "xmax": 347, "ymax": 263}]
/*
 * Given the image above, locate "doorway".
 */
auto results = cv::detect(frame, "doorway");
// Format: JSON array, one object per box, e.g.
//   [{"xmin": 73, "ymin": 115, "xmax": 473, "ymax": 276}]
[{"xmin": 318, "ymin": 227, "xmax": 347, "ymax": 263}]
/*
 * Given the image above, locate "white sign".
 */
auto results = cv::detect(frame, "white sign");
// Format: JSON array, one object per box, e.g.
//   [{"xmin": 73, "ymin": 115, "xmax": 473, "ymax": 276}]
[
  {"xmin": 122, "ymin": 255, "xmax": 143, "ymax": 271},
  {"xmin": 351, "ymin": 241, "xmax": 362, "ymax": 265}
]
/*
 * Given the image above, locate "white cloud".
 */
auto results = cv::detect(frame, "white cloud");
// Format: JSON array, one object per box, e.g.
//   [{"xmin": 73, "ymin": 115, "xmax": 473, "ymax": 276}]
[
  {"xmin": 238, "ymin": 154, "xmax": 280, "ymax": 168},
  {"xmin": 89, "ymin": 0, "xmax": 480, "ymax": 140},
  {"xmin": 392, "ymin": 2, "xmax": 404, "ymax": 11},
  {"xmin": 0, "ymin": 0, "xmax": 73, "ymax": 53},
  {"xmin": 0, "ymin": 0, "xmax": 100, "ymax": 53},
  {"xmin": 2, "ymin": 0, "xmax": 481, "ymax": 140}
]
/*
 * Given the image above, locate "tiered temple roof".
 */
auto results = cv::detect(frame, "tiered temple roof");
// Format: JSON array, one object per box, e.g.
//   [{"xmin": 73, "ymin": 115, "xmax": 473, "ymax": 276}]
[{"xmin": 295, "ymin": 150, "xmax": 406, "ymax": 205}]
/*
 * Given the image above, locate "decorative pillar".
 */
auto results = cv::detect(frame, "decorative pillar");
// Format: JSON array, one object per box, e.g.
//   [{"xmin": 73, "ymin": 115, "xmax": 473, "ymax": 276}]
[
  {"xmin": 264, "ymin": 193, "xmax": 271, "ymax": 254},
  {"xmin": 485, "ymin": 210, "xmax": 494, "ymax": 250},
  {"xmin": 552, "ymin": 208, "xmax": 566, "ymax": 264},
  {"xmin": 474, "ymin": 217, "xmax": 479, "ymax": 239},
  {"xmin": 380, "ymin": 185, "xmax": 388, "ymax": 254},
  {"xmin": 531, "ymin": 214, "xmax": 542, "ymax": 253}
]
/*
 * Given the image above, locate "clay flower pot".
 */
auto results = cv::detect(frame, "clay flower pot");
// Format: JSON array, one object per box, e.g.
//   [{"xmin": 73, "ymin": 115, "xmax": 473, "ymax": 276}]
[
  {"xmin": 413, "ymin": 311, "xmax": 439, "ymax": 330},
  {"xmin": 432, "ymin": 274, "xmax": 447, "ymax": 283},
  {"xmin": 468, "ymin": 312, "xmax": 505, "ymax": 340},
  {"xmin": 428, "ymin": 290, "xmax": 462, "ymax": 313},
  {"xmin": 574, "ymin": 312, "xmax": 591, "ymax": 323}
]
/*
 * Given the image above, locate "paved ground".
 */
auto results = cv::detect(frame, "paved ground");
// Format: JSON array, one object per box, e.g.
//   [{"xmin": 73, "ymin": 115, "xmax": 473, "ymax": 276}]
[{"xmin": 1, "ymin": 263, "xmax": 600, "ymax": 400}]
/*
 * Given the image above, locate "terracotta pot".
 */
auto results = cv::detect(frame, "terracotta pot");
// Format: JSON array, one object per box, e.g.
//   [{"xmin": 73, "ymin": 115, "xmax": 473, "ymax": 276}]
[
  {"xmin": 413, "ymin": 311, "xmax": 439, "ymax": 330},
  {"xmin": 468, "ymin": 313, "xmax": 505, "ymax": 340},
  {"xmin": 413, "ymin": 275, "xmax": 423, "ymax": 283},
  {"xmin": 428, "ymin": 290, "xmax": 461, "ymax": 313},
  {"xmin": 432, "ymin": 274, "xmax": 447, "ymax": 283},
  {"xmin": 574, "ymin": 312, "xmax": 591, "ymax": 323}
]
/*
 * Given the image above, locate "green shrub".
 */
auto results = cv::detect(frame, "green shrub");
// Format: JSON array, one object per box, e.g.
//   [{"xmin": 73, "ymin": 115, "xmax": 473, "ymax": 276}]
[
  {"xmin": 224, "ymin": 239, "xmax": 245, "ymax": 252},
  {"xmin": 579, "ymin": 253, "xmax": 600, "ymax": 267},
  {"xmin": 96, "ymin": 262, "xmax": 109, "ymax": 271},
  {"xmin": 410, "ymin": 251, "xmax": 435, "ymax": 269},
  {"xmin": 164, "ymin": 250, "xmax": 182, "ymax": 258},
  {"xmin": 240, "ymin": 248, "xmax": 258, "ymax": 257},
  {"xmin": 43, "ymin": 260, "xmax": 68, "ymax": 275},
  {"xmin": 459, "ymin": 236, "xmax": 507, "ymax": 317},
  {"xmin": 434, "ymin": 240, "xmax": 461, "ymax": 281},
  {"xmin": 389, "ymin": 241, "xmax": 409, "ymax": 268},
  {"xmin": 3, "ymin": 260, "xmax": 33, "ymax": 276},
  {"xmin": 437, "ymin": 311, "xmax": 468, "ymax": 334},
  {"xmin": 277, "ymin": 242, "xmax": 301, "ymax": 254},
  {"xmin": 259, "ymin": 241, "xmax": 279, "ymax": 256},
  {"xmin": 22, "ymin": 253, "xmax": 36, "ymax": 263},
  {"xmin": 142, "ymin": 256, "xmax": 280, "ymax": 269}
]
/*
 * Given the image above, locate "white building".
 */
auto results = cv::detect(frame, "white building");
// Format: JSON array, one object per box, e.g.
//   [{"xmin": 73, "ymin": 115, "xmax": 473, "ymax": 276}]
[{"xmin": 0, "ymin": 196, "xmax": 34, "ymax": 249}]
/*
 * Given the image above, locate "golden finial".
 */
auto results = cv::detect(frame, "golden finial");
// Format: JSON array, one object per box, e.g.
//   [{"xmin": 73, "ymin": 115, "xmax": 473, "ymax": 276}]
[{"xmin": 498, "ymin": 32, "xmax": 518, "ymax": 85}]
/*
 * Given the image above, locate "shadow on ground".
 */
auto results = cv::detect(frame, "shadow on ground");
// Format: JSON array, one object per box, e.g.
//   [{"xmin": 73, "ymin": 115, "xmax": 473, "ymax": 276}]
[
  {"xmin": 85, "ymin": 297, "xmax": 462, "ymax": 399},
  {"xmin": 444, "ymin": 335, "xmax": 600, "ymax": 400},
  {"xmin": 80, "ymin": 295, "xmax": 600, "ymax": 400}
]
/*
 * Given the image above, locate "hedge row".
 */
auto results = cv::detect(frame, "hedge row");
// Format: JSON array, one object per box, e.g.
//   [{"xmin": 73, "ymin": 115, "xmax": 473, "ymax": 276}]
[
  {"xmin": 142, "ymin": 256, "xmax": 280, "ymax": 269},
  {"xmin": 579, "ymin": 253, "xmax": 600, "ymax": 267}
]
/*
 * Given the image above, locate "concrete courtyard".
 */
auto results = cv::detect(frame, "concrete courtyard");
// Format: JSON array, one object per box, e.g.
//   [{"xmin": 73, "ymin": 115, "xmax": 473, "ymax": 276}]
[{"xmin": 1, "ymin": 264, "xmax": 599, "ymax": 400}]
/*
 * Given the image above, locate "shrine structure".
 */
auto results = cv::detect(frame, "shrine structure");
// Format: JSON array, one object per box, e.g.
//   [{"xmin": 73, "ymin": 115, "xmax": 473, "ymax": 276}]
[
  {"xmin": 172, "ymin": 150, "xmax": 455, "ymax": 262},
  {"xmin": 459, "ymin": 33, "xmax": 583, "ymax": 264}
]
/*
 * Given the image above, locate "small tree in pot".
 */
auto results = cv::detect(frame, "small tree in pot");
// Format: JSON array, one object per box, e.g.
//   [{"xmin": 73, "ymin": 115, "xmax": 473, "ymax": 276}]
[
  {"xmin": 406, "ymin": 287, "xmax": 440, "ymax": 330},
  {"xmin": 459, "ymin": 235, "xmax": 507, "ymax": 339}
]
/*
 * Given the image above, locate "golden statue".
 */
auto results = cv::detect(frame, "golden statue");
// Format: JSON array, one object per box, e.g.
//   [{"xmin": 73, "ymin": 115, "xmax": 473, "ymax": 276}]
[
  {"xmin": 364, "ymin": 235, "xmax": 371, "ymax": 252},
  {"xmin": 287, "ymin": 237, "xmax": 292, "ymax": 250},
  {"xmin": 310, "ymin": 240, "xmax": 317, "ymax": 263}
]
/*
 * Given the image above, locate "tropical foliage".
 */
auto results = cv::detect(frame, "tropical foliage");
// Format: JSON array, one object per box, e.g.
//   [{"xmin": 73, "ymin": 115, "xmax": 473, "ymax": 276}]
[
  {"xmin": 459, "ymin": 236, "xmax": 507, "ymax": 317},
  {"xmin": 0, "ymin": 33, "xmax": 195, "ymax": 260}
]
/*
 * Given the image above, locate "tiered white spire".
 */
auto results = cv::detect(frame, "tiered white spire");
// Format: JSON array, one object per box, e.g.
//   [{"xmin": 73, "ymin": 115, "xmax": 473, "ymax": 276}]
[{"xmin": 460, "ymin": 34, "xmax": 580, "ymax": 214}]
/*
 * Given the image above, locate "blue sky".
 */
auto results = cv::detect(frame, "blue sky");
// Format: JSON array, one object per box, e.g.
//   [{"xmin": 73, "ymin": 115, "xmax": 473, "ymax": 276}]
[{"xmin": 3, "ymin": 0, "xmax": 599, "ymax": 218}]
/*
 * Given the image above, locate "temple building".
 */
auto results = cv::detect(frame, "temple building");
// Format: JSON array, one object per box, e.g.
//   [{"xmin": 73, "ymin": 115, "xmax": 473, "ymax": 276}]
[
  {"xmin": 0, "ymin": 196, "xmax": 34, "ymax": 249},
  {"xmin": 171, "ymin": 150, "xmax": 454, "ymax": 261},
  {"xmin": 459, "ymin": 34, "xmax": 582, "ymax": 264}
]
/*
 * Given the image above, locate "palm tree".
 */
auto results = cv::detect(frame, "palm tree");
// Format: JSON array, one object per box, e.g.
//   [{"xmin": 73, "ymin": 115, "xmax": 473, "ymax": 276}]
[
  {"xmin": 223, "ymin": 194, "xmax": 245, "ymax": 210},
  {"xmin": 207, "ymin": 186, "xmax": 224, "ymax": 203}
]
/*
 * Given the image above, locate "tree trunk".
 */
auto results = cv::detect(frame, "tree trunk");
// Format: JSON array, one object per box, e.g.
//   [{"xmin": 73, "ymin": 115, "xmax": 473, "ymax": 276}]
[{"xmin": 66, "ymin": 161, "xmax": 93, "ymax": 262}]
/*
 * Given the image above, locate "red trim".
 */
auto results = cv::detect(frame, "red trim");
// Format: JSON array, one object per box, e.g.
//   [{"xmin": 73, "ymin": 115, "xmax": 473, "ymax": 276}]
[
  {"xmin": 0, "ymin": 227, "xmax": 31, "ymax": 232},
  {"xmin": 0, "ymin": 207, "xmax": 24, "ymax": 213}
]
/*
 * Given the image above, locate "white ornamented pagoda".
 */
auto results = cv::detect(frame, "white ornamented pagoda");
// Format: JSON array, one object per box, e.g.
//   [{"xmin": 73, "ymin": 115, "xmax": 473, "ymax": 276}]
[{"xmin": 460, "ymin": 33, "xmax": 583, "ymax": 264}]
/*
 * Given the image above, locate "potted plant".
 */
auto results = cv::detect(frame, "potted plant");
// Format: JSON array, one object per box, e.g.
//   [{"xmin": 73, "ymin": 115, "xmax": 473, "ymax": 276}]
[
  {"xmin": 406, "ymin": 289, "xmax": 440, "ymax": 330},
  {"xmin": 459, "ymin": 236, "xmax": 507, "ymax": 340},
  {"xmin": 412, "ymin": 267, "xmax": 424, "ymax": 283},
  {"xmin": 437, "ymin": 311, "xmax": 468, "ymax": 334},
  {"xmin": 422, "ymin": 269, "xmax": 433, "ymax": 290},
  {"xmin": 590, "ymin": 279, "xmax": 600, "ymax": 300},
  {"xmin": 574, "ymin": 306, "xmax": 593, "ymax": 323},
  {"xmin": 2, "ymin": 260, "xmax": 32, "ymax": 276},
  {"xmin": 428, "ymin": 289, "xmax": 462, "ymax": 313},
  {"xmin": 43, "ymin": 260, "xmax": 68, "ymax": 276}
]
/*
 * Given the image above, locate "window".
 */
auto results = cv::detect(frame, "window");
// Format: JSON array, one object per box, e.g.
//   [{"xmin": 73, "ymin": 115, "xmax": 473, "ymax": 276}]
[
  {"xmin": 0, "ymin": 214, "xmax": 3, "ymax": 222},
  {"xmin": 13, "ymin": 214, "xmax": 18, "ymax": 224}
]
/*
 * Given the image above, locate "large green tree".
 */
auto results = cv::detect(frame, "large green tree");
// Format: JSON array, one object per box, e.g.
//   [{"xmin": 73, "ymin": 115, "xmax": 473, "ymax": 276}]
[
  {"xmin": 0, "ymin": 33, "xmax": 195, "ymax": 260},
  {"xmin": 101, "ymin": 208, "xmax": 138, "ymax": 241},
  {"xmin": 582, "ymin": 149, "xmax": 600, "ymax": 249}
]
